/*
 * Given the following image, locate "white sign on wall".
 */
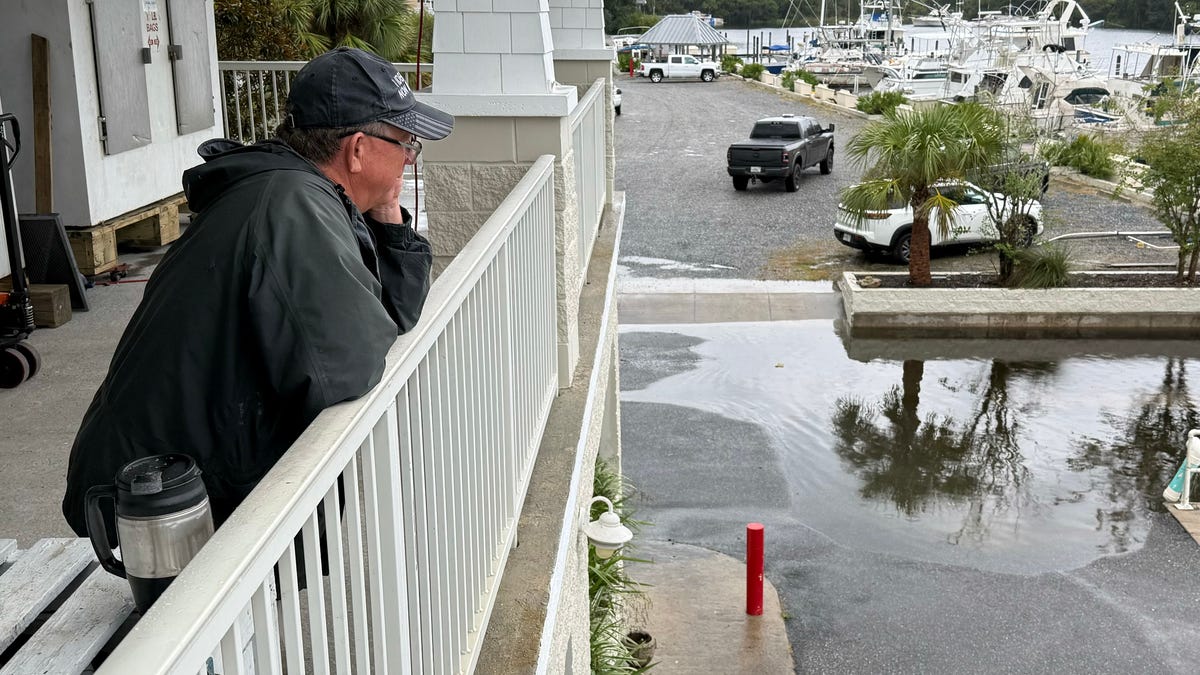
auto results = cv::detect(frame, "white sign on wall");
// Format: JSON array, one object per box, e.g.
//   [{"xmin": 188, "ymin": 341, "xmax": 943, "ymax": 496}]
[{"xmin": 144, "ymin": 0, "xmax": 162, "ymax": 54}]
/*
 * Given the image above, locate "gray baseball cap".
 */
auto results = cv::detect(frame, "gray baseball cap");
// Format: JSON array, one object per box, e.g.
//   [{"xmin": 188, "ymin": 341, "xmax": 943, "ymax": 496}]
[{"xmin": 287, "ymin": 47, "xmax": 453, "ymax": 140}]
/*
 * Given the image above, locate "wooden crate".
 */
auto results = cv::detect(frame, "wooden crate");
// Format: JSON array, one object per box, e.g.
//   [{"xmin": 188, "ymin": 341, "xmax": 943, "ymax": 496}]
[
  {"xmin": 0, "ymin": 281, "xmax": 71, "ymax": 327},
  {"xmin": 66, "ymin": 193, "xmax": 186, "ymax": 276}
]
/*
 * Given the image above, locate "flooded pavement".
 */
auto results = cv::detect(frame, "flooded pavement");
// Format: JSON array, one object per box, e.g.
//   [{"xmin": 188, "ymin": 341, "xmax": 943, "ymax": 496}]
[{"xmin": 619, "ymin": 321, "xmax": 1200, "ymax": 672}]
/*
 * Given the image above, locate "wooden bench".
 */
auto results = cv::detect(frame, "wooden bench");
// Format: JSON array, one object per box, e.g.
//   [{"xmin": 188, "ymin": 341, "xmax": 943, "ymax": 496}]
[
  {"xmin": 0, "ymin": 539, "xmax": 134, "ymax": 674},
  {"xmin": 66, "ymin": 194, "xmax": 188, "ymax": 277}
]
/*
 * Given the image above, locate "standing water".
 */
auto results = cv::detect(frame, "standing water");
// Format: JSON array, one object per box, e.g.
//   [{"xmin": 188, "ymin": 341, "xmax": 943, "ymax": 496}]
[{"xmin": 621, "ymin": 320, "xmax": 1199, "ymax": 574}]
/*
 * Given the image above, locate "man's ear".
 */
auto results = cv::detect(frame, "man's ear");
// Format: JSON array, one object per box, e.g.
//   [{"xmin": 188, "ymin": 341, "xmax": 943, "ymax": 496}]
[{"xmin": 341, "ymin": 133, "xmax": 367, "ymax": 174}]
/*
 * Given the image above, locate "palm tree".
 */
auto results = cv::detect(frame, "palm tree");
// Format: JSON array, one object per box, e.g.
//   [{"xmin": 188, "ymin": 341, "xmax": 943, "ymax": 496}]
[
  {"xmin": 840, "ymin": 103, "xmax": 1006, "ymax": 286},
  {"xmin": 278, "ymin": 0, "xmax": 433, "ymax": 63}
]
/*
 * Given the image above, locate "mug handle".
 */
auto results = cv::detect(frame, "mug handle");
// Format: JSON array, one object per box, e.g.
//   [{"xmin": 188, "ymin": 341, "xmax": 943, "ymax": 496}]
[{"xmin": 84, "ymin": 485, "xmax": 126, "ymax": 578}]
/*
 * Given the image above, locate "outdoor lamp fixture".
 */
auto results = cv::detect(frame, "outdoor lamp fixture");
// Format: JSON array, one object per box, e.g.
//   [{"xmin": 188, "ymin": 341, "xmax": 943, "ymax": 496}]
[{"xmin": 583, "ymin": 496, "xmax": 633, "ymax": 559}]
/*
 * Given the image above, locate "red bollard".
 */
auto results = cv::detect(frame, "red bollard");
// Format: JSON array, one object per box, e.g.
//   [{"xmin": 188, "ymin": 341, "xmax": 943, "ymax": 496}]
[{"xmin": 746, "ymin": 522, "xmax": 764, "ymax": 616}]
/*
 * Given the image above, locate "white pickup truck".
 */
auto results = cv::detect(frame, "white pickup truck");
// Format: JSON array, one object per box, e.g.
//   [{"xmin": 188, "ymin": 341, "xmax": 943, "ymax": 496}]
[{"xmin": 639, "ymin": 55, "xmax": 720, "ymax": 83}]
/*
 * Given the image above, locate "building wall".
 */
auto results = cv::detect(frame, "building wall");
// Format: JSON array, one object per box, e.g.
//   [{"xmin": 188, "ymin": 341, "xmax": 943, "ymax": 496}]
[{"xmin": 0, "ymin": 0, "xmax": 221, "ymax": 228}]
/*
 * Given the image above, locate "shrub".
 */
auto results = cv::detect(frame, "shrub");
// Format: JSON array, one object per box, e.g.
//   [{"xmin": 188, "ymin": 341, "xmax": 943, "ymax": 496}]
[
  {"xmin": 1009, "ymin": 244, "xmax": 1073, "ymax": 289},
  {"xmin": 616, "ymin": 53, "xmax": 640, "ymax": 75},
  {"xmin": 1041, "ymin": 134, "xmax": 1117, "ymax": 180},
  {"xmin": 793, "ymin": 68, "xmax": 819, "ymax": 86},
  {"xmin": 781, "ymin": 70, "xmax": 796, "ymax": 91},
  {"xmin": 856, "ymin": 90, "xmax": 908, "ymax": 115},
  {"xmin": 589, "ymin": 458, "xmax": 652, "ymax": 674},
  {"xmin": 741, "ymin": 63, "xmax": 765, "ymax": 81},
  {"xmin": 720, "ymin": 54, "xmax": 743, "ymax": 74}
]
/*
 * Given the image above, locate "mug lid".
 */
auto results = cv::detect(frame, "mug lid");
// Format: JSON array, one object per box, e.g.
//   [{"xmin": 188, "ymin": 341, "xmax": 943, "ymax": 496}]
[{"xmin": 117, "ymin": 454, "xmax": 202, "ymax": 496}]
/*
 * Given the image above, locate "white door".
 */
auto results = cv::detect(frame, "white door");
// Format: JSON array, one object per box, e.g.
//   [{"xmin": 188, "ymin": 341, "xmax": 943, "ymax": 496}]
[{"xmin": 680, "ymin": 55, "xmax": 702, "ymax": 77}]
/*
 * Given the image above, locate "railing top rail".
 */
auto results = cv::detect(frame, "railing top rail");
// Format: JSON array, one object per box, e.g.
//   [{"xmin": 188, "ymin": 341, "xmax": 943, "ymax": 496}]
[
  {"xmin": 98, "ymin": 154, "xmax": 557, "ymax": 673},
  {"xmin": 219, "ymin": 60, "xmax": 432, "ymax": 73},
  {"xmin": 569, "ymin": 78, "xmax": 608, "ymax": 131}
]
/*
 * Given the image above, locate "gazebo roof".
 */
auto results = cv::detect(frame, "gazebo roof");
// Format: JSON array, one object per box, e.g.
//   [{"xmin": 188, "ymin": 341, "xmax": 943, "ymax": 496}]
[{"xmin": 637, "ymin": 15, "xmax": 730, "ymax": 46}]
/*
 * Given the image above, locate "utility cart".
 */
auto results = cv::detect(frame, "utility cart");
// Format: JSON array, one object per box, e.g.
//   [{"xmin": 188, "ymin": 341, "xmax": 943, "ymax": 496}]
[{"xmin": 0, "ymin": 112, "xmax": 41, "ymax": 388}]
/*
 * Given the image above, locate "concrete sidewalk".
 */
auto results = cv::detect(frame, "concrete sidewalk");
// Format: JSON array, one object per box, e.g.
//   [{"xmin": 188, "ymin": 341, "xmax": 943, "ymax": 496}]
[
  {"xmin": 618, "ymin": 279, "xmax": 841, "ymax": 325},
  {"xmin": 633, "ymin": 539, "xmax": 794, "ymax": 674}
]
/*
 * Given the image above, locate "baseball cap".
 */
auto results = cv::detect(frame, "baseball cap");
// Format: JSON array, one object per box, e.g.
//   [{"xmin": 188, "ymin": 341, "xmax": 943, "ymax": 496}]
[{"xmin": 286, "ymin": 47, "xmax": 453, "ymax": 140}]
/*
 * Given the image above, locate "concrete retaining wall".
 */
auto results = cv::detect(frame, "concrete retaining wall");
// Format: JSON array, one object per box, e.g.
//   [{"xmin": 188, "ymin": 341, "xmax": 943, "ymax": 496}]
[{"xmin": 840, "ymin": 271, "xmax": 1200, "ymax": 338}]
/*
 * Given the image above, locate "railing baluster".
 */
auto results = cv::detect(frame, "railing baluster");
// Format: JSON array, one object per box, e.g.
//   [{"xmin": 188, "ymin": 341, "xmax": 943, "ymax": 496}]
[
  {"xmin": 360, "ymin": 424, "xmax": 391, "ymax": 674},
  {"xmin": 415, "ymin": 360, "xmax": 441, "ymax": 669},
  {"xmin": 278, "ymin": 541, "xmax": 306, "ymax": 674},
  {"xmin": 321, "ymin": 479, "xmax": 352, "ymax": 675},
  {"xmin": 302, "ymin": 512, "xmax": 331, "ymax": 674},
  {"xmin": 342, "ymin": 454, "xmax": 372, "ymax": 675},
  {"xmin": 373, "ymin": 405, "xmax": 412, "ymax": 672},
  {"xmin": 219, "ymin": 614, "xmax": 247, "ymax": 675},
  {"xmin": 251, "ymin": 578, "xmax": 281, "ymax": 673},
  {"xmin": 398, "ymin": 383, "xmax": 427, "ymax": 675}
]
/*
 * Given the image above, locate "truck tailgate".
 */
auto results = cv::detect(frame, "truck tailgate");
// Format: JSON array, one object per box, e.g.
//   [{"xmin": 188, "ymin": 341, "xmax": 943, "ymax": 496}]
[{"xmin": 729, "ymin": 146, "xmax": 784, "ymax": 166}]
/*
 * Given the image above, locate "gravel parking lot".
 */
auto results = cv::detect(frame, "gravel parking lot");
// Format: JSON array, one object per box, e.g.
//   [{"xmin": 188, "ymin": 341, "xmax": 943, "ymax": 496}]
[{"xmin": 613, "ymin": 75, "xmax": 1176, "ymax": 279}]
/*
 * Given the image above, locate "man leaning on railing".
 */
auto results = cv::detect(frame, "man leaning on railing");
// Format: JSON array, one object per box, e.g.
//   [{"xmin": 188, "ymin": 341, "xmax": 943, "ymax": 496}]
[{"xmin": 62, "ymin": 47, "xmax": 455, "ymax": 539}]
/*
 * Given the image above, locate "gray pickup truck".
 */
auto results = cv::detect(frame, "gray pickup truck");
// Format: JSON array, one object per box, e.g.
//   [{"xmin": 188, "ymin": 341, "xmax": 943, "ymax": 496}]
[{"xmin": 726, "ymin": 115, "xmax": 835, "ymax": 192}]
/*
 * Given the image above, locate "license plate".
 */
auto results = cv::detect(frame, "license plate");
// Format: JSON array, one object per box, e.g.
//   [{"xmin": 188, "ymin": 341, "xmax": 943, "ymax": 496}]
[{"xmin": 749, "ymin": 167, "xmax": 762, "ymax": 174}]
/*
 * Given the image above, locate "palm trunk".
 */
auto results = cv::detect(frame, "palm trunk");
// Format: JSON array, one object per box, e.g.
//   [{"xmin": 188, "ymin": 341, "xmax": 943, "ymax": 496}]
[{"xmin": 909, "ymin": 217, "xmax": 933, "ymax": 286}]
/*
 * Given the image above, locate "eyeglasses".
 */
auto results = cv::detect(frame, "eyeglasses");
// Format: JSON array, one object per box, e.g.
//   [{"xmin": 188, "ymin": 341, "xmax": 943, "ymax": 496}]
[{"xmin": 343, "ymin": 130, "xmax": 422, "ymax": 161}]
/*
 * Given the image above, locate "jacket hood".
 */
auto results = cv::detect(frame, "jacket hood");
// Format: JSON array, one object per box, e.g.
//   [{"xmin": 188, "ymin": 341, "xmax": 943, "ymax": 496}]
[{"xmin": 183, "ymin": 139, "xmax": 328, "ymax": 212}]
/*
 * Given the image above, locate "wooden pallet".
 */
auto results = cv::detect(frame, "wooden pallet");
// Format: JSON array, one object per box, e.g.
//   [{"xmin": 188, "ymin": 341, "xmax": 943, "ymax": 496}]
[{"xmin": 66, "ymin": 193, "xmax": 188, "ymax": 276}]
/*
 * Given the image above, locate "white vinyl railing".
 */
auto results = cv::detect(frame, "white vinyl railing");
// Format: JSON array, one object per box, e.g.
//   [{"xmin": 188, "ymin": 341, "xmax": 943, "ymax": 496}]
[
  {"xmin": 569, "ymin": 78, "xmax": 608, "ymax": 282},
  {"xmin": 98, "ymin": 156, "xmax": 559, "ymax": 675},
  {"xmin": 218, "ymin": 61, "xmax": 434, "ymax": 144}
]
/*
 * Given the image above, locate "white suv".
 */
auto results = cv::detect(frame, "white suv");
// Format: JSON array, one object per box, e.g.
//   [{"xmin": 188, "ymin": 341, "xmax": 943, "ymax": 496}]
[{"xmin": 833, "ymin": 181, "xmax": 1043, "ymax": 264}]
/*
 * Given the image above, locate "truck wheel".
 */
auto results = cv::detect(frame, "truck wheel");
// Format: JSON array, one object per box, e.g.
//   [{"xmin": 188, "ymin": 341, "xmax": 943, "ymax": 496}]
[
  {"xmin": 701, "ymin": 70, "xmax": 715, "ymax": 82},
  {"xmin": 820, "ymin": 150, "xmax": 834, "ymax": 175},
  {"xmin": 732, "ymin": 176, "xmax": 749, "ymax": 191},
  {"xmin": 784, "ymin": 168, "xmax": 799, "ymax": 192},
  {"xmin": 892, "ymin": 231, "xmax": 912, "ymax": 264},
  {"xmin": 650, "ymin": 71, "xmax": 663, "ymax": 83}
]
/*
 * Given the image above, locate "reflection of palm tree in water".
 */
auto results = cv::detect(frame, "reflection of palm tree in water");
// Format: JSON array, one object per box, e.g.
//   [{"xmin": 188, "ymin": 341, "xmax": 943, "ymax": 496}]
[
  {"xmin": 1066, "ymin": 358, "xmax": 1199, "ymax": 553},
  {"xmin": 832, "ymin": 360, "xmax": 1051, "ymax": 542}
]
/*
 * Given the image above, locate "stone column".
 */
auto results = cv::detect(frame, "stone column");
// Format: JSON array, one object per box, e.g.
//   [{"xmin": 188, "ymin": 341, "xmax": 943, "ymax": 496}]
[
  {"xmin": 421, "ymin": 0, "xmax": 583, "ymax": 387},
  {"xmin": 549, "ymin": 0, "xmax": 616, "ymax": 208}
]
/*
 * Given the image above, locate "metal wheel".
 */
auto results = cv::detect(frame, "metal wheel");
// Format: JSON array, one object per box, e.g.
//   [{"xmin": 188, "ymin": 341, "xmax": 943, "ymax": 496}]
[
  {"xmin": 649, "ymin": 71, "xmax": 663, "ymax": 83},
  {"xmin": 701, "ymin": 70, "xmax": 715, "ymax": 82},
  {"xmin": 0, "ymin": 347, "xmax": 31, "ymax": 389},
  {"xmin": 12, "ymin": 342, "xmax": 41, "ymax": 380},
  {"xmin": 820, "ymin": 150, "xmax": 834, "ymax": 175},
  {"xmin": 892, "ymin": 231, "xmax": 912, "ymax": 265}
]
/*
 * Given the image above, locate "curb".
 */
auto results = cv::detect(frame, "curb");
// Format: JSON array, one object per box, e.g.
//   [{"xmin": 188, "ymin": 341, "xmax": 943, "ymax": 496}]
[{"xmin": 839, "ymin": 270, "xmax": 1200, "ymax": 338}]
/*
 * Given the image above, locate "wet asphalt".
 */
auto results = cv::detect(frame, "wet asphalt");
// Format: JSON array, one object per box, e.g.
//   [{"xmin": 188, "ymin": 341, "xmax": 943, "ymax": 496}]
[
  {"xmin": 613, "ymin": 74, "xmax": 1174, "ymax": 279},
  {"xmin": 613, "ymin": 77, "xmax": 1199, "ymax": 673},
  {"xmin": 618, "ymin": 329, "xmax": 1200, "ymax": 674}
]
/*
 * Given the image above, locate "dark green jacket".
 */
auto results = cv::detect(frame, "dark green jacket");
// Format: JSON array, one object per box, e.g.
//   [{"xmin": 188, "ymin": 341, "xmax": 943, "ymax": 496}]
[{"xmin": 63, "ymin": 139, "xmax": 429, "ymax": 535}]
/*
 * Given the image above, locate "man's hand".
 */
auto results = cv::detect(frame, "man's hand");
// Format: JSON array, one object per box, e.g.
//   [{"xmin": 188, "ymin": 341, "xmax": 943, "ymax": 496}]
[{"xmin": 366, "ymin": 176, "xmax": 406, "ymax": 223}]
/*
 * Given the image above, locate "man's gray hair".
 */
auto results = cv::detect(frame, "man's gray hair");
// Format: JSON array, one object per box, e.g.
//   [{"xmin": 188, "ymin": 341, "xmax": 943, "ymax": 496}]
[{"xmin": 275, "ymin": 120, "xmax": 395, "ymax": 164}]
